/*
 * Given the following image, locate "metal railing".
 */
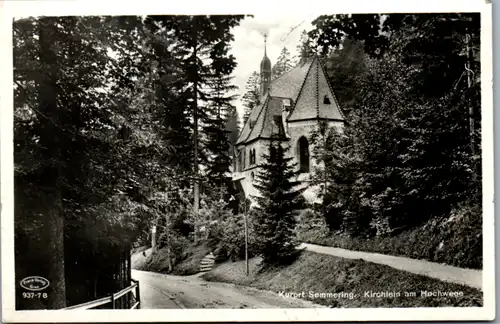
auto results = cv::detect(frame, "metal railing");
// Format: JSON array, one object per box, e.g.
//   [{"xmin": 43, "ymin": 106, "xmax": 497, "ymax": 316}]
[{"xmin": 63, "ymin": 279, "xmax": 141, "ymax": 310}]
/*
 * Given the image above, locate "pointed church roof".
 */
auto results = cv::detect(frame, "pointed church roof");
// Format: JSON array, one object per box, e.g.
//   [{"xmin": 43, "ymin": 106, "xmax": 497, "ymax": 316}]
[{"xmin": 236, "ymin": 55, "xmax": 344, "ymax": 145}]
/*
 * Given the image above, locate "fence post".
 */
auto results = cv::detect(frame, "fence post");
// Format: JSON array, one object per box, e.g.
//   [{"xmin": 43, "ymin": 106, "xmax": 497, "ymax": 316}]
[
  {"xmin": 111, "ymin": 293, "xmax": 115, "ymax": 309},
  {"xmin": 136, "ymin": 281, "xmax": 141, "ymax": 309}
]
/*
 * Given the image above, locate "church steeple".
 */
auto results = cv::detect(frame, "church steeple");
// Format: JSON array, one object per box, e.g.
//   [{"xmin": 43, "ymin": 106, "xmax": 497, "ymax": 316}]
[{"xmin": 260, "ymin": 33, "xmax": 272, "ymax": 98}]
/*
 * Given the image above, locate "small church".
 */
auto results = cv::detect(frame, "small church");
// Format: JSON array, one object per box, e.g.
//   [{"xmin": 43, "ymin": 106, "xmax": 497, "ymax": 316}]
[{"xmin": 232, "ymin": 38, "xmax": 345, "ymax": 204}]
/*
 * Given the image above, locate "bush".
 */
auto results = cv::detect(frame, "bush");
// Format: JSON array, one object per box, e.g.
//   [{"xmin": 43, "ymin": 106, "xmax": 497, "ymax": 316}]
[
  {"xmin": 212, "ymin": 210, "xmax": 258, "ymax": 262},
  {"xmin": 295, "ymin": 208, "xmax": 327, "ymax": 231},
  {"xmin": 158, "ymin": 232, "xmax": 191, "ymax": 263},
  {"xmin": 141, "ymin": 231, "xmax": 191, "ymax": 273}
]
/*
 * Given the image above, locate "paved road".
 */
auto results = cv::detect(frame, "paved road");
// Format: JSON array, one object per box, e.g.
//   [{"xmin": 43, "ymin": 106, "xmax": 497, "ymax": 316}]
[
  {"xmin": 131, "ymin": 270, "xmax": 324, "ymax": 309},
  {"xmin": 299, "ymin": 243, "xmax": 482, "ymax": 290}
]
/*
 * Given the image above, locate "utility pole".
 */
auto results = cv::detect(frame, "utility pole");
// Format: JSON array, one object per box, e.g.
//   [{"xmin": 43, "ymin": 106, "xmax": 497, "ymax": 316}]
[
  {"xmin": 234, "ymin": 194, "xmax": 249, "ymax": 276},
  {"xmin": 244, "ymin": 198, "xmax": 249, "ymax": 276}
]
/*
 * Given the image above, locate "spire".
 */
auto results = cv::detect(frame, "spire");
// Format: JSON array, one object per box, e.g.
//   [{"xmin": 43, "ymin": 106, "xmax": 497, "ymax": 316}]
[
  {"xmin": 260, "ymin": 32, "xmax": 272, "ymax": 98},
  {"xmin": 264, "ymin": 32, "xmax": 267, "ymax": 56}
]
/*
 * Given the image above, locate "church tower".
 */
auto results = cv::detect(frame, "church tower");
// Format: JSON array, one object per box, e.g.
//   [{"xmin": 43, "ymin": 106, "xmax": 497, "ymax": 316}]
[{"xmin": 260, "ymin": 34, "xmax": 272, "ymax": 98}]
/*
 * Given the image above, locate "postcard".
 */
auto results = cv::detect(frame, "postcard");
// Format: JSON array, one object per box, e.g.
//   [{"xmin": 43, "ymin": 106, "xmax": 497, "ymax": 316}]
[{"xmin": 1, "ymin": 0, "xmax": 494, "ymax": 322}]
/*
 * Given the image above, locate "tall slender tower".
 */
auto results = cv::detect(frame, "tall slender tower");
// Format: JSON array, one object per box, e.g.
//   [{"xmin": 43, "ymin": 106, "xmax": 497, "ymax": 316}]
[{"xmin": 260, "ymin": 33, "xmax": 272, "ymax": 98}]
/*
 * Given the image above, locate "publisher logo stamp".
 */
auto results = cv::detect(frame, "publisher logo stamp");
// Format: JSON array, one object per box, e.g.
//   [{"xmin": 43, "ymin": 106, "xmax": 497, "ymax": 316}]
[{"xmin": 20, "ymin": 276, "xmax": 50, "ymax": 292}]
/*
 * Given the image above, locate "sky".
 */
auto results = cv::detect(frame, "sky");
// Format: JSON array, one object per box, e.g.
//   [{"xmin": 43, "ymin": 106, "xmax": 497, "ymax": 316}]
[{"xmin": 228, "ymin": 15, "xmax": 317, "ymax": 123}]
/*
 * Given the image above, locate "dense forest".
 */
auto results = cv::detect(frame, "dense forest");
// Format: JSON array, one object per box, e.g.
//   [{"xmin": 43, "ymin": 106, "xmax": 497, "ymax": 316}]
[
  {"xmin": 14, "ymin": 15, "xmax": 244, "ymax": 309},
  {"xmin": 13, "ymin": 13, "xmax": 483, "ymax": 310},
  {"xmin": 302, "ymin": 13, "xmax": 482, "ymax": 269}
]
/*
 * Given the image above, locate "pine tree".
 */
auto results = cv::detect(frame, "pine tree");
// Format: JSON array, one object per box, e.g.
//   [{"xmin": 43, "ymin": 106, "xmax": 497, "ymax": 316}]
[
  {"xmin": 295, "ymin": 30, "xmax": 315, "ymax": 65},
  {"xmin": 145, "ymin": 15, "xmax": 245, "ymax": 241},
  {"xmin": 324, "ymin": 37, "xmax": 368, "ymax": 115},
  {"xmin": 204, "ymin": 73, "xmax": 238, "ymax": 188},
  {"xmin": 272, "ymin": 47, "xmax": 294, "ymax": 80},
  {"xmin": 253, "ymin": 140, "xmax": 304, "ymax": 265},
  {"xmin": 241, "ymin": 71, "xmax": 260, "ymax": 124},
  {"xmin": 225, "ymin": 105, "xmax": 240, "ymax": 157},
  {"xmin": 143, "ymin": 20, "xmax": 194, "ymax": 179}
]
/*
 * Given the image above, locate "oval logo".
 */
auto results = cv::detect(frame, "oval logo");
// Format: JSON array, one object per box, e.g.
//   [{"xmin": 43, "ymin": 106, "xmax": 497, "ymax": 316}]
[{"xmin": 20, "ymin": 276, "xmax": 50, "ymax": 291}]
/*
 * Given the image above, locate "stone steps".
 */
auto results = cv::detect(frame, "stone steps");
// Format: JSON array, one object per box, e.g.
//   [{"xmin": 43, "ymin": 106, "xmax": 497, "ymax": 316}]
[{"xmin": 199, "ymin": 253, "xmax": 215, "ymax": 273}]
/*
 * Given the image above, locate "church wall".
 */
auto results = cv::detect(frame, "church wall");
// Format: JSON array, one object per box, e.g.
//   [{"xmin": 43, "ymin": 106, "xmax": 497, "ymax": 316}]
[
  {"xmin": 233, "ymin": 139, "xmax": 269, "ymax": 201},
  {"xmin": 233, "ymin": 120, "xmax": 343, "ymax": 206},
  {"xmin": 286, "ymin": 119, "xmax": 344, "ymax": 204}
]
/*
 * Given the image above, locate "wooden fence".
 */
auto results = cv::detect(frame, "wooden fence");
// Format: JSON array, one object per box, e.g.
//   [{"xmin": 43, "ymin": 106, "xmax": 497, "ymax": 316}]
[{"xmin": 63, "ymin": 279, "xmax": 141, "ymax": 310}]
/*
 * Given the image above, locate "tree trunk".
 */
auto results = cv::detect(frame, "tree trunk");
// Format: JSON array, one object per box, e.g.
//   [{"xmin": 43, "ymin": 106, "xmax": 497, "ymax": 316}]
[
  {"xmin": 193, "ymin": 29, "xmax": 200, "ymax": 244},
  {"xmin": 38, "ymin": 17, "xmax": 66, "ymax": 309},
  {"xmin": 465, "ymin": 30, "xmax": 477, "ymax": 181},
  {"xmin": 43, "ymin": 195, "xmax": 66, "ymax": 309}
]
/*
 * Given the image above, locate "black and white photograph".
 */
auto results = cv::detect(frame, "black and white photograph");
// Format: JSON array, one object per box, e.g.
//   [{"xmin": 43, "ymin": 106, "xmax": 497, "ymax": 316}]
[{"xmin": 1, "ymin": 0, "xmax": 495, "ymax": 322}]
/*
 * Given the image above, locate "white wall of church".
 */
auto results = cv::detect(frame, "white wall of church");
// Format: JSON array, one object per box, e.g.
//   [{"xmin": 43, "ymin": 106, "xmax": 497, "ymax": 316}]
[
  {"xmin": 233, "ymin": 120, "xmax": 343, "ymax": 206},
  {"xmin": 287, "ymin": 120, "xmax": 343, "ymax": 171},
  {"xmin": 287, "ymin": 119, "xmax": 344, "ymax": 204},
  {"xmin": 233, "ymin": 139, "xmax": 268, "ymax": 201}
]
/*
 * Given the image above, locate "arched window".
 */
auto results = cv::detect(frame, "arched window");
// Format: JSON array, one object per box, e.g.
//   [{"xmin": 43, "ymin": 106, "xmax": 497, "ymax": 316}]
[{"xmin": 298, "ymin": 136, "xmax": 310, "ymax": 173}]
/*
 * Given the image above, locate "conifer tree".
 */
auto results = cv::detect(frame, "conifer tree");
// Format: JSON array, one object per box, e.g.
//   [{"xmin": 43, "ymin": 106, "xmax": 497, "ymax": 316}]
[
  {"xmin": 272, "ymin": 46, "xmax": 294, "ymax": 80},
  {"xmin": 145, "ymin": 15, "xmax": 245, "ymax": 240},
  {"xmin": 241, "ymin": 71, "xmax": 260, "ymax": 124},
  {"xmin": 225, "ymin": 105, "xmax": 240, "ymax": 156},
  {"xmin": 204, "ymin": 73, "xmax": 238, "ymax": 188},
  {"xmin": 253, "ymin": 140, "xmax": 304, "ymax": 265},
  {"xmin": 295, "ymin": 30, "xmax": 315, "ymax": 64}
]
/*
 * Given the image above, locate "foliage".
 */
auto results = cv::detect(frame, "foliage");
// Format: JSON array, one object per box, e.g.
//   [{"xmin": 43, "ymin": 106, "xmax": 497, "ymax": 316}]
[
  {"xmin": 14, "ymin": 16, "xmax": 152, "ymax": 309},
  {"xmin": 295, "ymin": 29, "xmax": 316, "ymax": 64},
  {"xmin": 298, "ymin": 199, "xmax": 482, "ymax": 269},
  {"xmin": 241, "ymin": 71, "xmax": 261, "ymax": 124},
  {"xmin": 13, "ymin": 15, "xmax": 247, "ymax": 309},
  {"xmin": 253, "ymin": 141, "xmax": 305, "ymax": 265},
  {"xmin": 210, "ymin": 210, "xmax": 258, "ymax": 261},
  {"xmin": 141, "ymin": 233, "xmax": 191, "ymax": 273},
  {"xmin": 272, "ymin": 47, "xmax": 295, "ymax": 80},
  {"xmin": 309, "ymin": 13, "xmax": 481, "ymax": 239},
  {"xmin": 310, "ymin": 13, "xmax": 480, "ymax": 100},
  {"xmin": 323, "ymin": 37, "xmax": 368, "ymax": 115},
  {"xmin": 203, "ymin": 73, "xmax": 238, "ymax": 188}
]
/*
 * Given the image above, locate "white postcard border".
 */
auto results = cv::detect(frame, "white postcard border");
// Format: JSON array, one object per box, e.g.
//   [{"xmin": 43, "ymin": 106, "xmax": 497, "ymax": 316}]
[{"xmin": 1, "ymin": 0, "xmax": 494, "ymax": 322}]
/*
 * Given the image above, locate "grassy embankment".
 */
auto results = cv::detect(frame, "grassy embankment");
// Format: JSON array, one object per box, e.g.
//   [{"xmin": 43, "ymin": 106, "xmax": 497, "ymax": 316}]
[
  {"xmin": 202, "ymin": 251, "xmax": 483, "ymax": 308},
  {"xmin": 296, "ymin": 204, "xmax": 482, "ymax": 270},
  {"xmin": 133, "ymin": 243, "xmax": 211, "ymax": 275}
]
